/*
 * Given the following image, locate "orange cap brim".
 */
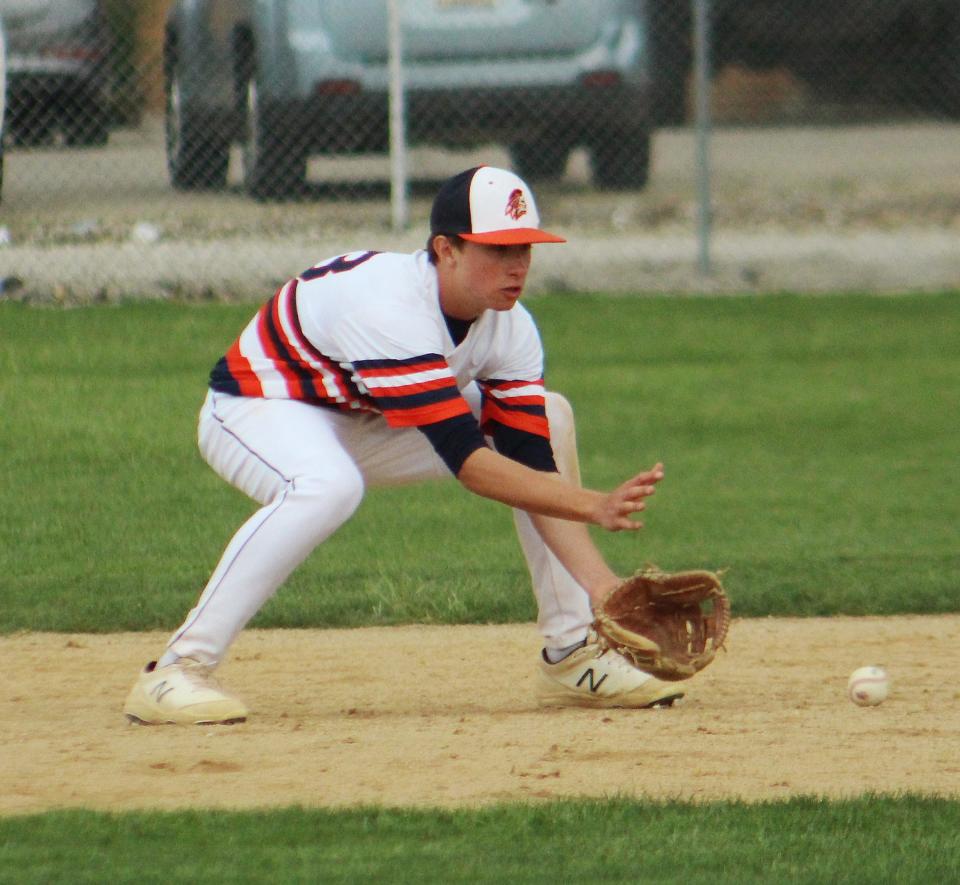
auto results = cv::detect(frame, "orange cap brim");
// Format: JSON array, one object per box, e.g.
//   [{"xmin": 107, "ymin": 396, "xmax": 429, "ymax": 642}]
[{"xmin": 460, "ymin": 228, "xmax": 566, "ymax": 245}]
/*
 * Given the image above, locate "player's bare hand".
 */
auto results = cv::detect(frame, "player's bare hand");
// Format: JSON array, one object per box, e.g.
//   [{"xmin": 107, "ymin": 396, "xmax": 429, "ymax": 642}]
[{"xmin": 594, "ymin": 463, "xmax": 664, "ymax": 531}]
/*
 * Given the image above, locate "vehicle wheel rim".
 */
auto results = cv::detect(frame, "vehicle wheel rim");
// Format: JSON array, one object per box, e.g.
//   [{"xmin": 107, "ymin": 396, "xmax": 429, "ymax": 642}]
[
  {"xmin": 242, "ymin": 79, "xmax": 259, "ymax": 181},
  {"xmin": 166, "ymin": 75, "xmax": 184, "ymax": 161}
]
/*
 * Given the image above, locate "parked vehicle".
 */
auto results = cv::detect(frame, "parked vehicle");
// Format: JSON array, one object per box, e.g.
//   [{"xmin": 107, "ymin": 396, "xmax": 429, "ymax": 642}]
[
  {"xmin": 0, "ymin": 0, "xmax": 114, "ymax": 146},
  {"xmin": 164, "ymin": 0, "xmax": 655, "ymax": 198},
  {"xmin": 1, "ymin": 17, "xmax": 6, "ymax": 200},
  {"xmin": 647, "ymin": 0, "xmax": 960, "ymax": 124}
]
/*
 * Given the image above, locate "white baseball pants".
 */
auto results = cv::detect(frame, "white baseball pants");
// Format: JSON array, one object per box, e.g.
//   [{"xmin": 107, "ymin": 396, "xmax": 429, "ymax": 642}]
[{"xmin": 163, "ymin": 387, "xmax": 593, "ymax": 666}]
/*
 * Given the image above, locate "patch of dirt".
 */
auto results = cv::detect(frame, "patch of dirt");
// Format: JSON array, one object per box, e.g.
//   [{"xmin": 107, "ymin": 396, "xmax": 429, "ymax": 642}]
[{"xmin": 2, "ymin": 617, "xmax": 958, "ymax": 816}]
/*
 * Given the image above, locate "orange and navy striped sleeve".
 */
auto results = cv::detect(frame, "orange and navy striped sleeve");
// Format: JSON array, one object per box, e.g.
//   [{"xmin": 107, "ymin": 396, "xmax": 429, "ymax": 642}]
[
  {"xmin": 351, "ymin": 354, "xmax": 472, "ymax": 427},
  {"xmin": 210, "ymin": 279, "xmax": 366, "ymax": 410},
  {"xmin": 477, "ymin": 378, "xmax": 550, "ymax": 438},
  {"xmin": 477, "ymin": 377, "xmax": 556, "ymax": 472}
]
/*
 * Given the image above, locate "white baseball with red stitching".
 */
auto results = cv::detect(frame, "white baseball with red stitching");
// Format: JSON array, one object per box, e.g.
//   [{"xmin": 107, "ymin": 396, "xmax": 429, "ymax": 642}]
[{"xmin": 847, "ymin": 665, "xmax": 889, "ymax": 706}]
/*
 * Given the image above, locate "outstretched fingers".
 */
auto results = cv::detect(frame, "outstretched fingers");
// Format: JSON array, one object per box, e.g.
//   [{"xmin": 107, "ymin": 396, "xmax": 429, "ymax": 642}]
[
  {"xmin": 634, "ymin": 462, "xmax": 665, "ymax": 487},
  {"xmin": 598, "ymin": 463, "xmax": 665, "ymax": 532}
]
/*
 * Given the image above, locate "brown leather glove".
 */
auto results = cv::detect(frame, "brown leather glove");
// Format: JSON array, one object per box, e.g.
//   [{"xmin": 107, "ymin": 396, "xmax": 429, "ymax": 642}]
[{"xmin": 593, "ymin": 567, "xmax": 730, "ymax": 681}]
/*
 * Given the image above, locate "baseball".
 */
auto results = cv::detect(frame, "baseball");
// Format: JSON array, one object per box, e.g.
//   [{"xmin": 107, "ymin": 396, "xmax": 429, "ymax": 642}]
[{"xmin": 847, "ymin": 665, "xmax": 889, "ymax": 706}]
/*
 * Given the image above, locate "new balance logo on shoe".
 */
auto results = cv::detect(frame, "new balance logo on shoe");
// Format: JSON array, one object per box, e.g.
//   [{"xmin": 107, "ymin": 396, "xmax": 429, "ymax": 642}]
[
  {"xmin": 538, "ymin": 645, "xmax": 683, "ymax": 708},
  {"xmin": 575, "ymin": 668, "xmax": 608, "ymax": 693},
  {"xmin": 124, "ymin": 660, "xmax": 250, "ymax": 725}
]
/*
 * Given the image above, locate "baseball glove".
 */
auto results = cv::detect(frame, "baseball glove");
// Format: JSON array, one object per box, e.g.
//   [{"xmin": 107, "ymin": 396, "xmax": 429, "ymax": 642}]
[{"xmin": 592, "ymin": 566, "xmax": 730, "ymax": 681}]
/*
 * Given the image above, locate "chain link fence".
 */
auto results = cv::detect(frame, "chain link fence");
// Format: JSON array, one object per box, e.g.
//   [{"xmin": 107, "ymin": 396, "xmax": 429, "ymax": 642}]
[{"xmin": 1, "ymin": 0, "xmax": 958, "ymax": 302}]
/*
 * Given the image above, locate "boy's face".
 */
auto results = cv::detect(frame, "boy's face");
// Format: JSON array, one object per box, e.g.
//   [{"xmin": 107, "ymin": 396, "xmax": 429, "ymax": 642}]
[{"xmin": 436, "ymin": 237, "xmax": 533, "ymax": 319}]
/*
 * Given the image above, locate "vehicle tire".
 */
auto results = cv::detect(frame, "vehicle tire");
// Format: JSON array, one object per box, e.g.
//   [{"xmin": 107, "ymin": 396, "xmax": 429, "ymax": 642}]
[
  {"xmin": 10, "ymin": 100, "xmax": 54, "ymax": 146},
  {"xmin": 589, "ymin": 128, "xmax": 651, "ymax": 190},
  {"xmin": 927, "ymin": 10, "xmax": 960, "ymax": 117},
  {"xmin": 241, "ymin": 77, "xmax": 306, "ymax": 200},
  {"xmin": 509, "ymin": 139, "xmax": 571, "ymax": 182},
  {"xmin": 165, "ymin": 57, "xmax": 229, "ymax": 190},
  {"xmin": 648, "ymin": 0, "xmax": 692, "ymax": 126},
  {"xmin": 63, "ymin": 101, "xmax": 109, "ymax": 147}
]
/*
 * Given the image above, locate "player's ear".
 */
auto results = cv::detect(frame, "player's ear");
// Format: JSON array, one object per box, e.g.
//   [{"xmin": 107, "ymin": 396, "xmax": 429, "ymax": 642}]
[{"xmin": 432, "ymin": 234, "xmax": 457, "ymax": 264}]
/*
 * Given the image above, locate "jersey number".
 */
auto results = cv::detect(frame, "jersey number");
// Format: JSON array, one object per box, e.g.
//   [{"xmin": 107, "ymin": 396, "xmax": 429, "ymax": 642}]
[{"xmin": 300, "ymin": 251, "xmax": 378, "ymax": 282}]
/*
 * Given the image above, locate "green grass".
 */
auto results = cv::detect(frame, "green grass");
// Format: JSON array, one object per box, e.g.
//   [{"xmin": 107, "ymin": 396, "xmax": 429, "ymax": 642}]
[
  {"xmin": 542, "ymin": 292, "xmax": 960, "ymax": 615},
  {"xmin": 2, "ymin": 796, "xmax": 959, "ymax": 884},
  {"xmin": 2, "ymin": 292, "xmax": 959, "ymax": 881},
  {"xmin": 1, "ymin": 292, "xmax": 958, "ymax": 631}
]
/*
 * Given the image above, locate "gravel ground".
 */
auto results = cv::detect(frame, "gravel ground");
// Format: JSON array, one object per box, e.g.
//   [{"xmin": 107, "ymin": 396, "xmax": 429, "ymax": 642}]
[{"xmin": 1, "ymin": 117, "xmax": 958, "ymax": 301}]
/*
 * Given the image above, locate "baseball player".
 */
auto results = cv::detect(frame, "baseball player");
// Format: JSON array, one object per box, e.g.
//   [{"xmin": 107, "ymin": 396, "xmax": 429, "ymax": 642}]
[{"xmin": 123, "ymin": 166, "xmax": 684, "ymax": 725}]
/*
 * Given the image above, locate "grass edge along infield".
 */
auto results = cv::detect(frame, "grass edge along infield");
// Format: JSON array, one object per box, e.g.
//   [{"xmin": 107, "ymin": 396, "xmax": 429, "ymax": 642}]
[{"xmin": 1, "ymin": 794, "xmax": 959, "ymax": 883}]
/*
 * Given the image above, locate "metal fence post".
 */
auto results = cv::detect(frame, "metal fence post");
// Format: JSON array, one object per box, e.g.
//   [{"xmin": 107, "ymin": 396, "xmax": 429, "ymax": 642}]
[
  {"xmin": 388, "ymin": 0, "xmax": 409, "ymax": 232},
  {"xmin": 692, "ymin": 0, "xmax": 713, "ymax": 276}
]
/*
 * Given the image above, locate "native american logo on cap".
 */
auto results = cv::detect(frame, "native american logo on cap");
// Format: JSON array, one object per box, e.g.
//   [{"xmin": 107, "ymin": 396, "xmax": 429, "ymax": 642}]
[
  {"xmin": 429, "ymin": 166, "xmax": 565, "ymax": 245},
  {"xmin": 504, "ymin": 188, "xmax": 528, "ymax": 222}
]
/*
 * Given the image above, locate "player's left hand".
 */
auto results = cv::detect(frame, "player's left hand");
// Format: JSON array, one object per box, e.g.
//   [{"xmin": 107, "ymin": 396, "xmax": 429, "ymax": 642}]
[{"xmin": 594, "ymin": 462, "xmax": 663, "ymax": 531}]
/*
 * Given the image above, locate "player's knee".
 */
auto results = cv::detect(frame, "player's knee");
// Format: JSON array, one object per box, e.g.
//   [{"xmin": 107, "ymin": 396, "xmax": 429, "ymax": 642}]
[
  {"xmin": 291, "ymin": 463, "xmax": 365, "ymax": 523},
  {"xmin": 544, "ymin": 391, "xmax": 575, "ymax": 434},
  {"xmin": 544, "ymin": 391, "xmax": 581, "ymax": 484}
]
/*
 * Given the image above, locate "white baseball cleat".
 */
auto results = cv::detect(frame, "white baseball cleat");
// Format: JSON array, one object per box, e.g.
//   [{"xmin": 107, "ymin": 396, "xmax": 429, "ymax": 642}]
[
  {"xmin": 536, "ymin": 642, "xmax": 685, "ymax": 709},
  {"xmin": 123, "ymin": 659, "xmax": 248, "ymax": 725}
]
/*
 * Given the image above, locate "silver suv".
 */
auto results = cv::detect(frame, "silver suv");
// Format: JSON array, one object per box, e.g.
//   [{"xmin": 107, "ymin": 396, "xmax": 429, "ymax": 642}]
[
  {"xmin": 0, "ymin": 0, "xmax": 114, "ymax": 146},
  {"xmin": 164, "ymin": 0, "xmax": 654, "ymax": 199},
  {"xmin": 1, "ymin": 18, "xmax": 6, "ymax": 200}
]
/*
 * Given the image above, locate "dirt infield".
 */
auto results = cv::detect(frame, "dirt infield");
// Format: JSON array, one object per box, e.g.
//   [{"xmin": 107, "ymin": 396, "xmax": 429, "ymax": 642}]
[{"xmin": 3, "ymin": 616, "xmax": 959, "ymax": 816}]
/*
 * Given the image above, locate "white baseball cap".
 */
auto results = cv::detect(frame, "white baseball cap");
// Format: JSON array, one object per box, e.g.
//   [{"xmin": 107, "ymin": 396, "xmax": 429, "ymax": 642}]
[{"xmin": 430, "ymin": 166, "xmax": 566, "ymax": 245}]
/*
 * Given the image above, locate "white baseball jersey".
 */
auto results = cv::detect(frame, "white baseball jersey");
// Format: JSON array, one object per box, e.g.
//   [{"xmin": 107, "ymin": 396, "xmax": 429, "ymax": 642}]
[{"xmin": 210, "ymin": 250, "xmax": 550, "ymax": 439}]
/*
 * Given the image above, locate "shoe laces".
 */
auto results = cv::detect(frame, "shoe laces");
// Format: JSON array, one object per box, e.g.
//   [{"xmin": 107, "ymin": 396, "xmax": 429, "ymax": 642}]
[{"xmin": 590, "ymin": 644, "xmax": 647, "ymax": 677}]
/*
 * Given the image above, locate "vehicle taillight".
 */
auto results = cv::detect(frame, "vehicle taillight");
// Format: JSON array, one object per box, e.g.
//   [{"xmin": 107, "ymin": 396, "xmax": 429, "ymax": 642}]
[
  {"xmin": 314, "ymin": 80, "xmax": 361, "ymax": 96},
  {"xmin": 580, "ymin": 70, "xmax": 622, "ymax": 89},
  {"xmin": 44, "ymin": 45, "xmax": 106, "ymax": 63}
]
